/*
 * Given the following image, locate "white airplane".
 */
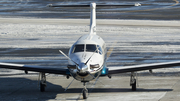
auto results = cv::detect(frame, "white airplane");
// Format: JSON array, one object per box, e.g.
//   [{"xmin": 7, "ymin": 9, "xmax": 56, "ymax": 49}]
[{"xmin": 0, "ymin": 2, "xmax": 180, "ymax": 99}]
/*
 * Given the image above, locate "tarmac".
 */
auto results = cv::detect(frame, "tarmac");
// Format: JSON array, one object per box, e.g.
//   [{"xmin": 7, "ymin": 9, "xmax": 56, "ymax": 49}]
[
  {"xmin": 0, "ymin": 75, "xmax": 180, "ymax": 101},
  {"xmin": 0, "ymin": 15, "xmax": 180, "ymax": 101},
  {"xmin": 1, "ymin": 0, "xmax": 180, "ymax": 20},
  {"xmin": 1, "ymin": 0, "xmax": 180, "ymax": 100}
]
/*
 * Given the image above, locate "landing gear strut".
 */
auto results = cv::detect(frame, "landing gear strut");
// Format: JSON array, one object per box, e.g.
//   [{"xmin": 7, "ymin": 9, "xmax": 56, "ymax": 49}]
[
  {"xmin": 82, "ymin": 82, "xmax": 88, "ymax": 99},
  {"xmin": 39, "ymin": 72, "xmax": 46, "ymax": 92},
  {"xmin": 130, "ymin": 72, "xmax": 136, "ymax": 91}
]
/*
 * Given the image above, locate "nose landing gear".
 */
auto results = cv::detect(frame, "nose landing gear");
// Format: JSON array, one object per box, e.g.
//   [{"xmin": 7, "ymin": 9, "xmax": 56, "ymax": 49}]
[{"xmin": 82, "ymin": 82, "xmax": 88, "ymax": 99}]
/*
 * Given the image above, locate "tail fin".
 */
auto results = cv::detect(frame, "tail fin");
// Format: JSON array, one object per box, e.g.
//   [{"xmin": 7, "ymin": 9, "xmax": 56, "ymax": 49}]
[
  {"xmin": 48, "ymin": 3, "xmax": 141, "ymax": 35},
  {"xmin": 90, "ymin": 3, "xmax": 96, "ymax": 35}
]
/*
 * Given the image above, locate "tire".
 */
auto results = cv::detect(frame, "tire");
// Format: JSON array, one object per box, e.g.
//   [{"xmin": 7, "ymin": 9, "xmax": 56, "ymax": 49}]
[
  {"xmin": 40, "ymin": 83, "xmax": 45, "ymax": 92},
  {"xmin": 132, "ymin": 80, "xmax": 136, "ymax": 91},
  {"xmin": 83, "ymin": 89, "xmax": 87, "ymax": 99}
]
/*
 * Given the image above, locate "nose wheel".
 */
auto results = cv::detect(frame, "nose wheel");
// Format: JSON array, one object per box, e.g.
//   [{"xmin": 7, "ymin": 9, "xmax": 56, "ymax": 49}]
[
  {"xmin": 83, "ymin": 88, "xmax": 88, "ymax": 99},
  {"xmin": 82, "ymin": 82, "xmax": 88, "ymax": 99}
]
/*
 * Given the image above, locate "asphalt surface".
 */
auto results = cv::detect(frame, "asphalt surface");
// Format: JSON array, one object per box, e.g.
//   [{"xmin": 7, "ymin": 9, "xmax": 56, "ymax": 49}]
[
  {"xmin": 0, "ymin": 76, "xmax": 180, "ymax": 101},
  {"xmin": 0, "ymin": 18, "xmax": 180, "ymax": 100},
  {"xmin": 0, "ymin": 0, "xmax": 180, "ymax": 20},
  {"xmin": 0, "ymin": 0, "xmax": 180, "ymax": 99}
]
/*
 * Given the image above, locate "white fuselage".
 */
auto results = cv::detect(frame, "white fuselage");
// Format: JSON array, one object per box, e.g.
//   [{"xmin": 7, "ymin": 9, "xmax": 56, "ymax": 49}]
[
  {"xmin": 66, "ymin": 3, "xmax": 108, "ymax": 82},
  {"xmin": 68, "ymin": 34, "xmax": 107, "ymax": 82}
]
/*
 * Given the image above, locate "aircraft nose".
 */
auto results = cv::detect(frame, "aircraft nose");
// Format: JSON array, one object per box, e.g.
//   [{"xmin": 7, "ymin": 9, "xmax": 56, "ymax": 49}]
[{"xmin": 78, "ymin": 63, "xmax": 88, "ymax": 73}]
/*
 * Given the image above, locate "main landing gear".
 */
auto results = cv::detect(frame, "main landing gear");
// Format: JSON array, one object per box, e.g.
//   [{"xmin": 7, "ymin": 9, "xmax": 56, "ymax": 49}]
[
  {"xmin": 130, "ymin": 72, "xmax": 136, "ymax": 91},
  {"xmin": 39, "ymin": 72, "xmax": 46, "ymax": 92},
  {"xmin": 82, "ymin": 82, "xmax": 88, "ymax": 99}
]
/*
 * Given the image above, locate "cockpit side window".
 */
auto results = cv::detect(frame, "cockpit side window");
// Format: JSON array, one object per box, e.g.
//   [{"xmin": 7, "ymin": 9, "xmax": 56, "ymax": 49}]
[
  {"xmin": 72, "ymin": 44, "xmax": 84, "ymax": 53},
  {"xmin": 86, "ymin": 44, "xmax": 98, "ymax": 53},
  {"xmin": 97, "ymin": 45, "xmax": 103, "ymax": 55},
  {"xmin": 69, "ymin": 45, "xmax": 74, "ymax": 54}
]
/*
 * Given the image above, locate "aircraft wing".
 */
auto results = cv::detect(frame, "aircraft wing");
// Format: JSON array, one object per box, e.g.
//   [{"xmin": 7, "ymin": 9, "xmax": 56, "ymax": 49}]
[
  {"xmin": 0, "ymin": 62, "xmax": 68, "ymax": 75},
  {"xmin": 108, "ymin": 61, "xmax": 180, "ymax": 74}
]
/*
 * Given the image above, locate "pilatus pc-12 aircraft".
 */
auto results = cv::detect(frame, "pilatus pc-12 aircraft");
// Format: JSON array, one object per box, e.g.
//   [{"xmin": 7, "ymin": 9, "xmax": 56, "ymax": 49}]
[{"xmin": 1, "ymin": 3, "xmax": 180, "ymax": 99}]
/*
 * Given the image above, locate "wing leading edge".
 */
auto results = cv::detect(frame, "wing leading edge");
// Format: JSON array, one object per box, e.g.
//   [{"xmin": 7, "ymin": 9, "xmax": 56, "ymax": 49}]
[
  {"xmin": 108, "ymin": 61, "xmax": 180, "ymax": 74},
  {"xmin": 0, "ymin": 62, "xmax": 68, "ymax": 75}
]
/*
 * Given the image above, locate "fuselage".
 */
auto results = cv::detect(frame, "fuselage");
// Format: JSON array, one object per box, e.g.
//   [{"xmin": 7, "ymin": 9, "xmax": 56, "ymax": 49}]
[
  {"xmin": 65, "ymin": 3, "xmax": 109, "ymax": 82},
  {"xmin": 68, "ymin": 34, "xmax": 107, "ymax": 82}
]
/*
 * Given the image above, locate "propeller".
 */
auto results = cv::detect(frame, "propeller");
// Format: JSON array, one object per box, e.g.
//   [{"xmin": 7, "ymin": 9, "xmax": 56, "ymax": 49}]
[
  {"xmin": 87, "ymin": 74, "xmax": 105, "ymax": 98},
  {"xmin": 77, "ymin": 48, "xmax": 99, "ymax": 73},
  {"xmin": 85, "ymin": 48, "xmax": 99, "ymax": 65},
  {"xmin": 87, "ymin": 71, "xmax": 105, "ymax": 86},
  {"xmin": 59, "ymin": 50, "xmax": 79, "ymax": 66},
  {"xmin": 64, "ymin": 78, "xmax": 75, "ymax": 91}
]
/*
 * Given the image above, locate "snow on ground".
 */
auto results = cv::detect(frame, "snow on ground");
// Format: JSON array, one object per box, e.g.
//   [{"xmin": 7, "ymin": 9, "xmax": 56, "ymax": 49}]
[
  {"xmin": 0, "ymin": 18, "xmax": 180, "ymax": 50},
  {"xmin": 0, "ymin": 18, "xmax": 180, "ymax": 74}
]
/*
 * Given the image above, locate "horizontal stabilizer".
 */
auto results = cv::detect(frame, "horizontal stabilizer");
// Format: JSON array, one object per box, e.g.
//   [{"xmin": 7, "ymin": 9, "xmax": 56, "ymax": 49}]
[{"xmin": 47, "ymin": 3, "xmax": 141, "ymax": 7}]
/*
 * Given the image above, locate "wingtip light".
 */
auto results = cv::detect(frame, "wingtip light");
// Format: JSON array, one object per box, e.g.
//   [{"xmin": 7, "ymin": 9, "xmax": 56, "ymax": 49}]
[
  {"xmin": 47, "ymin": 4, "xmax": 53, "ymax": 7},
  {"xmin": 135, "ymin": 3, "xmax": 141, "ymax": 6}
]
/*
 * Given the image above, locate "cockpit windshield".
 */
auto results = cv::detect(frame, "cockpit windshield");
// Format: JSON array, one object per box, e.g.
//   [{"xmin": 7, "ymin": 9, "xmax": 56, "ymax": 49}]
[
  {"xmin": 86, "ymin": 44, "xmax": 97, "ymax": 52},
  {"xmin": 71, "ymin": 44, "xmax": 103, "ymax": 55},
  {"xmin": 73, "ymin": 44, "xmax": 84, "ymax": 53}
]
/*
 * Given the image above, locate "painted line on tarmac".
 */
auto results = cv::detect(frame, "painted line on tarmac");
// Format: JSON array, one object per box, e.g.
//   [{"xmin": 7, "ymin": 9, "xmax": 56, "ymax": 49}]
[
  {"xmin": 171, "ymin": 0, "xmax": 179, "ymax": 6},
  {"xmin": 107, "ymin": 41, "xmax": 118, "ymax": 59}
]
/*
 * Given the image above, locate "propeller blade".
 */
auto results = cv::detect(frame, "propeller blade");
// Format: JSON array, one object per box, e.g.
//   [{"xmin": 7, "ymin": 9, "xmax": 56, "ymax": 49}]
[
  {"xmin": 85, "ymin": 48, "xmax": 98, "ymax": 65},
  {"xmin": 87, "ymin": 72, "xmax": 105, "ymax": 86},
  {"xmin": 59, "ymin": 50, "xmax": 71, "ymax": 60},
  {"xmin": 59, "ymin": 50, "xmax": 79, "ymax": 66},
  {"xmin": 64, "ymin": 79, "xmax": 75, "ymax": 91}
]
